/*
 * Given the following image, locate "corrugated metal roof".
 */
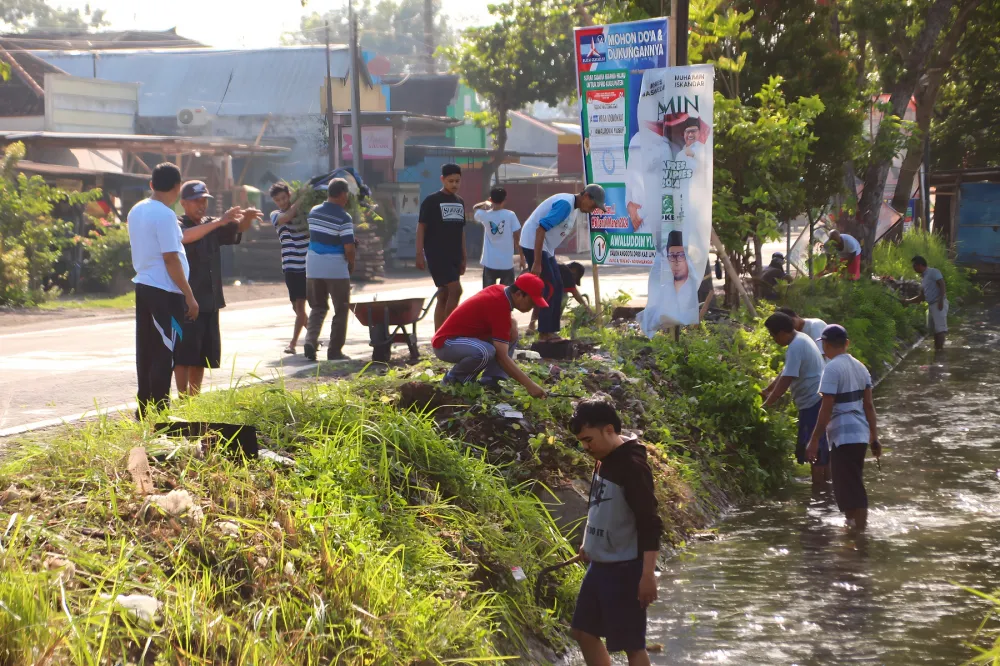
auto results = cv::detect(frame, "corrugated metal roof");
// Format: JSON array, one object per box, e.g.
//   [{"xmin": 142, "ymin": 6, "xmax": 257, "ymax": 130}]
[{"xmin": 33, "ymin": 46, "xmax": 353, "ymax": 118}]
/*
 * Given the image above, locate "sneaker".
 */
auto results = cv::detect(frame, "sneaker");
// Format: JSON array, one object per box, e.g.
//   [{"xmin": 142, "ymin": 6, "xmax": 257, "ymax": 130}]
[
  {"xmin": 327, "ymin": 351, "xmax": 351, "ymax": 362},
  {"xmin": 303, "ymin": 343, "xmax": 317, "ymax": 361}
]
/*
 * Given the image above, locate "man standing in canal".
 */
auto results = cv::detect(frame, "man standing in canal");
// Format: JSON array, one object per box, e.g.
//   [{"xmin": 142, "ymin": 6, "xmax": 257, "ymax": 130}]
[
  {"xmin": 127, "ymin": 163, "xmax": 199, "ymax": 417},
  {"xmin": 807, "ymin": 325, "xmax": 881, "ymax": 532},
  {"xmin": 570, "ymin": 398, "xmax": 662, "ymax": 666},
  {"xmin": 415, "ymin": 163, "xmax": 467, "ymax": 331},
  {"xmin": 303, "ymin": 178, "xmax": 356, "ymax": 362},
  {"xmin": 905, "ymin": 255, "xmax": 948, "ymax": 350},
  {"xmin": 761, "ymin": 312, "xmax": 830, "ymax": 486},
  {"xmin": 174, "ymin": 181, "xmax": 258, "ymax": 395},
  {"xmin": 520, "ymin": 185, "xmax": 606, "ymax": 341}
]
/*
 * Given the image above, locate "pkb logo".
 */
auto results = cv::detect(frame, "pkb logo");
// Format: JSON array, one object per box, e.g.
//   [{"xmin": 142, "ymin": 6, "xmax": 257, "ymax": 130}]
[{"xmin": 591, "ymin": 232, "xmax": 609, "ymax": 264}]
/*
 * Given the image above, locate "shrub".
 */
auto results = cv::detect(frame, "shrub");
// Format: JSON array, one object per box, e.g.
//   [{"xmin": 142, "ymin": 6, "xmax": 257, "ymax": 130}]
[
  {"xmin": 81, "ymin": 217, "xmax": 133, "ymax": 289},
  {"xmin": 873, "ymin": 229, "xmax": 974, "ymax": 301}
]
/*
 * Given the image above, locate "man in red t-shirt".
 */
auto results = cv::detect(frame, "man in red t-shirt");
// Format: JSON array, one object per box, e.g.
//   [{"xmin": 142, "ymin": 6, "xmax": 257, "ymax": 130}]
[{"xmin": 433, "ymin": 273, "xmax": 549, "ymax": 398}]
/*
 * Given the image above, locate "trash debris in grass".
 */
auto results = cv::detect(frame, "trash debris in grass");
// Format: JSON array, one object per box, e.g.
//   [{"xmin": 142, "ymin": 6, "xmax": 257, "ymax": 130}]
[
  {"xmin": 511, "ymin": 566, "xmax": 527, "ymax": 582},
  {"xmin": 493, "ymin": 403, "xmax": 524, "ymax": 419},
  {"xmin": 284, "ymin": 561, "xmax": 296, "ymax": 576},
  {"xmin": 142, "ymin": 489, "xmax": 203, "ymax": 523},
  {"xmin": 514, "ymin": 350, "xmax": 541, "ymax": 361},
  {"xmin": 259, "ymin": 448, "xmax": 296, "ymax": 467},
  {"xmin": 215, "ymin": 521, "xmax": 240, "ymax": 537},
  {"xmin": 43, "ymin": 554, "xmax": 75, "ymax": 581},
  {"xmin": 109, "ymin": 594, "xmax": 161, "ymax": 624}
]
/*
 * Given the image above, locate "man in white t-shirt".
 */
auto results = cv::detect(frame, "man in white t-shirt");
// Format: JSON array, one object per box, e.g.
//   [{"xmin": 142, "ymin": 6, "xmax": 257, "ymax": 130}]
[
  {"xmin": 520, "ymin": 185, "xmax": 606, "ymax": 341},
  {"xmin": 473, "ymin": 186, "xmax": 524, "ymax": 288},
  {"xmin": 127, "ymin": 162, "xmax": 199, "ymax": 418},
  {"xmin": 761, "ymin": 312, "xmax": 829, "ymax": 486},
  {"xmin": 776, "ymin": 308, "xmax": 827, "ymax": 354},
  {"xmin": 824, "ymin": 230, "xmax": 862, "ymax": 281}
]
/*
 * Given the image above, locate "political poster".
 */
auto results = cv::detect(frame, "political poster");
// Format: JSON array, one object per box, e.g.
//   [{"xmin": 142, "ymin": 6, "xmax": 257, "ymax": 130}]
[
  {"xmin": 575, "ymin": 18, "xmax": 669, "ymax": 267},
  {"xmin": 630, "ymin": 64, "xmax": 716, "ymax": 335}
]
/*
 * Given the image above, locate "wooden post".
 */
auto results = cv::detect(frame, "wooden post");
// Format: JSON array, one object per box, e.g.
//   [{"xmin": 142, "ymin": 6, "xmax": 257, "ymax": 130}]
[
  {"xmin": 711, "ymin": 227, "xmax": 757, "ymax": 318},
  {"xmin": 236, "ymin": 115, "xmax": 271, "ymax": 187},
  {"xmin": 592, "ymin": 262, "xmax": 603, "ymax": 326}
]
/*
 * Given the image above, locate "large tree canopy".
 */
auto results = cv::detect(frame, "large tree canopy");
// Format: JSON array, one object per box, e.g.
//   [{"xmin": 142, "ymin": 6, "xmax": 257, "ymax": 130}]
[{"xmin": 443, "ymin": 0, "xmax": 580, "ymax": 195}]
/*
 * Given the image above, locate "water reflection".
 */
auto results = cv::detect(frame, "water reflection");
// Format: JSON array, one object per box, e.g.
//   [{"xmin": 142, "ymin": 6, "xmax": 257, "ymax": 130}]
[{"xmin": 642, "ymin": 308, "xmax": 1000, "ymax": 665}]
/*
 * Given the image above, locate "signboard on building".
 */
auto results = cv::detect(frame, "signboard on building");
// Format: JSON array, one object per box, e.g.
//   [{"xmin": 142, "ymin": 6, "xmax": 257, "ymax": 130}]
[
  {"xmin": 43, "ymin": 74, "xmax": 138, "ymax": 134},
  {"xmin": 574, "ymin": 18, "xmax": 669, "ymax": 267},
  {"xmin": 341, "ymin": 126, "xmax": 394, "ymax": 161}
]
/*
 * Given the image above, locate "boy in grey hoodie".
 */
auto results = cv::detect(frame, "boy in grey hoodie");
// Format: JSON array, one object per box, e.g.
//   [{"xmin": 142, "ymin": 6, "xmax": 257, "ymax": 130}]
[{"xmin": 570, "ymin": 398, "xmax": 663, "ymax": 666}]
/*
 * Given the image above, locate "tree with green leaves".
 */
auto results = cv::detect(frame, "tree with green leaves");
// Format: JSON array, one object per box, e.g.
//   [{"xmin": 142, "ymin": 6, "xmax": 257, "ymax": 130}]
[
  {"xmin": 931, "ymin": 2, "xmax": 1000, "ymax": 170},
  {"xmin": 0, "ymin": 142, "xmax": 102, "ymax": 305},
  {"xmin": 690, "ymin": 2, "xmax": 824, "ymax": 295},
  {"xmin": 443, "ymin": 0, "xmax": 581, "ymax": 196},
  {"xmin": 284, "ymin": 0, "xmax": 455, "ymax": 74},
  {"xmin": 0, "ymin": 0, "xmax": 105, "ymax": 30}
]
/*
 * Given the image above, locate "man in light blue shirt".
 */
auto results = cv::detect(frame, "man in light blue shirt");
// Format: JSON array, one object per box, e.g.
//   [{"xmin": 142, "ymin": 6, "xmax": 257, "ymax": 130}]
[
  {"xmin": 762, "ymin": 312, "xmax": 829, "ymax": 486},
  {"xmin": 519, "ymin": 184, "xmax": 605, "ymax": 340},
  {"xmin": 906, "ymin": 255, "xmax": 948, "ymax": 350},
  {"xmin": 807, "ymin": 324, "xmax": 882, "ymax": 532},
  {"xmin": 304, "ymin": 178, "xmax": 356, "ymax": 362}
]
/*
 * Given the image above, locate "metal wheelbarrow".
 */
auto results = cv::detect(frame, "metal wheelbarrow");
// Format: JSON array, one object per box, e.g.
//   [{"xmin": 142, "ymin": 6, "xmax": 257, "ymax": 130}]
[{"xmin": 350, "ymin": 292, "xmax": 438, "ymax": 363}]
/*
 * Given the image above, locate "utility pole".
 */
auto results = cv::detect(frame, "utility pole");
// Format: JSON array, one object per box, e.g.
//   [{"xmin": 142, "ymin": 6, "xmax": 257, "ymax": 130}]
[
  {"xmin": 325, "ymin": 21, "xmax": 337, "ymax": 171},
  {"xmin": 923, "ymin": 132, "xmax": 932, "ymax": 231},
  {"xmin": 349, "ymin": 0, "xmax": 364, "ymax": 176},
  {"xmin": 423, "ymin": 0, "xmax": 436, "ymax": 74},
  {"xmin": 675, "ymin": 0, "xmax": 689, "ymax": 65}
]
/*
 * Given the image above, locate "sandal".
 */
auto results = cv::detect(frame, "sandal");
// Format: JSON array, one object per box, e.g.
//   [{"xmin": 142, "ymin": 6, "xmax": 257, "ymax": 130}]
[{"xmin": 283, "ymin": 344, "xmax": 296, "ymax": 354}]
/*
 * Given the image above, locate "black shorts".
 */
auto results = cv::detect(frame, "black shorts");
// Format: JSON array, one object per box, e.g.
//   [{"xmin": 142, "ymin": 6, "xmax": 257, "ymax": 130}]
[
  {"xmin": 175, "ymin": 310, "xmax": 222, "ymax": 369},
  {"xmin": 284, "ymin": 271, "xmax": 307, "ymax": 302},
  {"xmin": 571, "ymin": 559, "xmax": 646, "ymax": 653},
  {"xmin": 796, "ymin": 401, "xmax": 830, "ymax": 466},
  {"xmin": 831, "ymin": 443, "xmax": 868, "ymax": 511},
  {"xmin": 427, "ymin": 256, "xmax": 461, "ymax": 288}
]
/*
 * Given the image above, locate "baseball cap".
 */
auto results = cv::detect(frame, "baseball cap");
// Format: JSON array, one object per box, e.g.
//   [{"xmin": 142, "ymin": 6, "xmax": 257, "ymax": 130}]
[
  {"xmin": 515, "ymin": 273, "xmax": 549, "ymax": 309},
  {"xmin": 181, "ymin": 180, "xmax": 213, "ymax": 200},
  {"xmin": 583, "ymin": 184, "xmax": 607, "ymax": 211},
  {"xmin": 817, "ymin": 324, "xmax": 848, "ymax": 344}
]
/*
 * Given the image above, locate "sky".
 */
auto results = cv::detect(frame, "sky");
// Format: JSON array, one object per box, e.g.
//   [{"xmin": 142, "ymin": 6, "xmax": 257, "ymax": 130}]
[{"xmin": 47, "ymin": 0, "xmax": 496, "ymax": 49}]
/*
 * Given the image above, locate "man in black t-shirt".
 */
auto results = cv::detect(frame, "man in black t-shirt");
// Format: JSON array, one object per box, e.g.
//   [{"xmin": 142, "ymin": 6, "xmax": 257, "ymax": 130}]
[
  {"xmin": 174, "ymin": 181, "xmax": 260, "ymax": 395},
  {"xmin": 415, "ymin": 163, "xmax": 467, "ymax": 330}
]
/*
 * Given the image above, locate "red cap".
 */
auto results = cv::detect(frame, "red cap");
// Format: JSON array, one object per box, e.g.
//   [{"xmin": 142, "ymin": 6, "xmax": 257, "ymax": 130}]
[{"xmin": 515, "ymin": 273, "xmax": 549, "ymax": 308}]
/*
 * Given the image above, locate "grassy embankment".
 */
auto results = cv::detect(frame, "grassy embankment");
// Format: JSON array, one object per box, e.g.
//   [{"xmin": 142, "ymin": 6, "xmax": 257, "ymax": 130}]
[{"xmin": 0, "ymin": 231, "xmax": 970, "ymax": 664}]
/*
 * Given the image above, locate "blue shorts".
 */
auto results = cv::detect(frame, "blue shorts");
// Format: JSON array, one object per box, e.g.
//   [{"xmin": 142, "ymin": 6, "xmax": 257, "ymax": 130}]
[
  {"xmin": 796, "ymin": 400, "xmax": 830, "ymax": 466},
  {"xmin": 571, "ymin": 559, "xmax": 646, "ymax": 653}
]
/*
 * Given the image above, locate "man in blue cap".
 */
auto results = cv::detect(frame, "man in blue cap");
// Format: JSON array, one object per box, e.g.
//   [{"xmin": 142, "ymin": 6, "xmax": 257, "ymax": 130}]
[
  {"xmin": 806, "ymin": 324, "xmax": 882, "ymax": 532},
  {"xmin": 174, "ymin": 180, "xmax": 260, "ymax": 395}
]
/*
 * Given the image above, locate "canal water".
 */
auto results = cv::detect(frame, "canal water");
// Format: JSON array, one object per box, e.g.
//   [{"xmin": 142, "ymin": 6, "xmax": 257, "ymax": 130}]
[{"xmin": 644, "ymin": 307, "xmax": 1000, "ymax": 665}]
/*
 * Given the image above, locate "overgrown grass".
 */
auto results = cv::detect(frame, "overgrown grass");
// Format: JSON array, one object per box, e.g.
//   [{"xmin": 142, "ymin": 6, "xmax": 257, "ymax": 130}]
[
  {"xmin": 0, "ymin": 309, "xmax": 800, "ymax": 664},
  {"xmin": 779, "ymin": 230, "xmax": 974, "ymax": 371},
  {"xmin": 0, "ymin": 383, "xmax": 580, "ymax": 665},
  {"xmin": 874, "ymin": 229, "xmax": 975, "ymax": 301},
  {"xmin": 37, "ymin": 291, "xmax": 136, "ymax": 310}
]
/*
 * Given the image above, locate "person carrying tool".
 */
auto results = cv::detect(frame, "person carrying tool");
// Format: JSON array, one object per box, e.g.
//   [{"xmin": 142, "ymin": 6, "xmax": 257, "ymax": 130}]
[
  {"xmin": 431, "ymin": 273, "xmax": 549, "ymax": 398},
  {"xmin": 520, "ymin": 185, "xmax": 606, "ymax": 341},
  {"xmin": 807, "ymin": 324, "xmax": 881, "ymax": 532},
  {"xmin": 904, "ymin": 255, "xmax": 948, "ymax": 350},
  {"xmin": 569, "ymin": 398, "xmax": 662, "ymax": 666},
  {"xmin": 761, "ymin": 312, "xmax": 830, "ymax": 486},
  {"xmin": 174, "ymin": 181, "xmax": 258, "ymax": 395}
]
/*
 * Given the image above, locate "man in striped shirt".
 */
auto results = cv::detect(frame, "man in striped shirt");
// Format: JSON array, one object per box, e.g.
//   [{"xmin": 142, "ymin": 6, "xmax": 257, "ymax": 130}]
[
  {"xmin": 303, "ymin": 178, "xmax": 356, "ymax": 361},
  {"xmin": 806, "ymin": 324, "xmax": 882, "ymax": 532},
  {"xmin": 269, "ymin": 181, "xmax": 309, "ymax": 355}
]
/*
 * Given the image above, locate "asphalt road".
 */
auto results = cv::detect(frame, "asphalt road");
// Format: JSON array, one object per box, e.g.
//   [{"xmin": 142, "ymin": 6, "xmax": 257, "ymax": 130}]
[{"xmin": 0, "ymin": 266, "xmax": 652, "ymax": 435}]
